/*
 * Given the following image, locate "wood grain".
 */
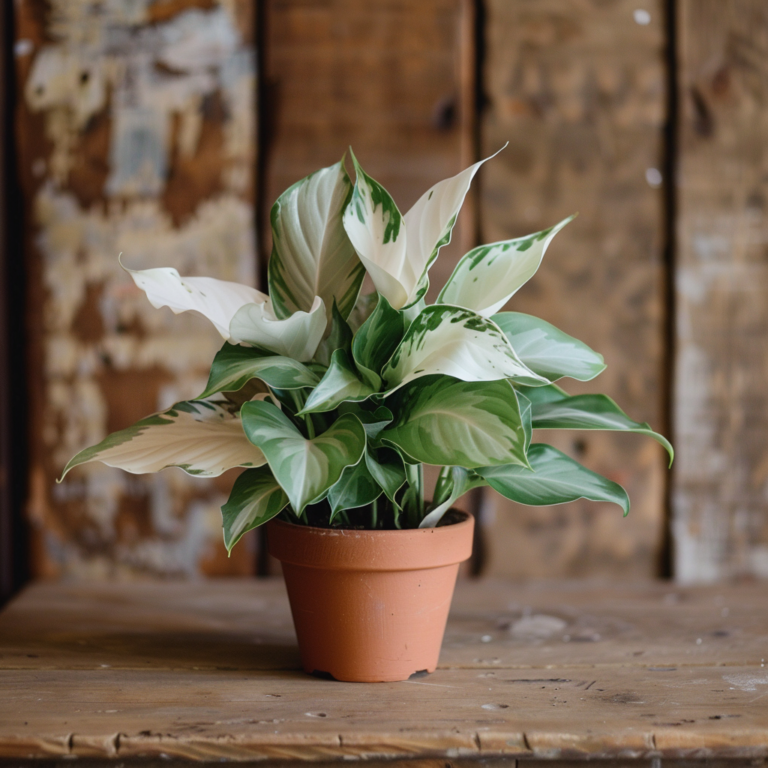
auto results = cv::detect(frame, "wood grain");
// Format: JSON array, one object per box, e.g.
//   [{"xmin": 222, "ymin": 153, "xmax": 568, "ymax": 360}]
[
  {"xmin": 479, "ymin": 0, "xmax": 669, "ymax": 579},
  {"xmin": 13, "ymin": 1, "xmax": 258, "ymax": 578},
  {"xmin": 1, "ymin": 580, "xmax": 767, "ymax": 761},
  {"xmin": 673, "ymin": 1, "xmax": 768, "ymax": 582}
]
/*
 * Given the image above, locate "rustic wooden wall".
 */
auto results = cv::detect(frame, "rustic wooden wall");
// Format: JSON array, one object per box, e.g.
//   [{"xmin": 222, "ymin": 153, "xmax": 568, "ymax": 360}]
[
  {"xmin": 479, "ymin": 0, "xmax": 670, "ymax": 579},
  {"xmin": 15, "ymin": 0, "xmax": 258, "ymax": 578},
  {"xmin": 673, "ymin": 0, "xmax": 768, "ymax": 583}
]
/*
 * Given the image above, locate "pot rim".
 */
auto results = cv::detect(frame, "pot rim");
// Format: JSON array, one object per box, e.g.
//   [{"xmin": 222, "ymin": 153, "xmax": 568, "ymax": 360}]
[{"xmin": 266, "ymin": 510, "xmax": 474, "ymax": 571}]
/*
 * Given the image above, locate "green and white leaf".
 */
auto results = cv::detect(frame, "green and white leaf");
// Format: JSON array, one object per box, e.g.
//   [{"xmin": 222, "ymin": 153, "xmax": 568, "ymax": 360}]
[
  {"xmin": 343, "ymin": 151, "xmax": 414, "ymax": 309},
  {"xmin": 122, "ymin": 259, "xmax": 266, "ymax": 339},
  {"xmin": 229, "ymin": 295, "xmax": 327, "ymax": 362},
  {"xmin": 521, "ymin": 385, "xmax": 674, "ymax": 465},
  {"xmin": 299, "ymin": 349, "xmax": 376, "ymax": 415},
  {"xmin": 268, "ymin": 159, "xmax": 364, "ymax": 323},
  {"xmin": 327, "ymin": 457, "xmax": 381, "ymax": 517},
  {"xmin": 493, "ymin": 312, "xmax": 605, "ymax": 382},
  {"xmin": 437, "ymin": 215, "xmax": 574, "ymax": 317},
  {"xmin": 314, "ymin": 300, "xmax": 354, "ymax": 367},
  {"xmin": 517, "ymin": 390, "xmax": 533, "ymax": 452},
  {"xmin": 198, "ymin": 343, "xmax": 320, "ymax": 399},
  {"xmin": 478, "ymin": 443, "xmax": 630, "ymax": 516},
  {"xmin": 403, "ymin": 145, "xmax": 506, "ymax": 307},
  {"xmin": 419, "ymin": 466, "xmax": 469, "ymax": 528},
  {"xmin": 60, "ymin": 400, "xmax": 265, "ymax": 480},
  {"xmin": 347, "ymin": 291, "xmax": 378, "ymax": 333},
  {"xmin": 365, "ymin": 447, "xmax": 405, "ymax": 502},
  {"xmin": 240, "ymin": 401, "xmax": 366, "ymax": 515},
  {"xmin": 339, "ymin": 405, "xmax": 394, "ymax": 441},
  {"xmin": 382, "ymin": 305, "xmax": 549, "ymax": 390},
  {"xmin": 351, "ymin": 294, "xmax": 406, "ymax": 388},
  {"xmin": 382, "ymin": 377, "xmax": 529, "ymax": 469},
  {"xmin": 221, "ymin": 466, "xmax": 288, "ymax": 553}
]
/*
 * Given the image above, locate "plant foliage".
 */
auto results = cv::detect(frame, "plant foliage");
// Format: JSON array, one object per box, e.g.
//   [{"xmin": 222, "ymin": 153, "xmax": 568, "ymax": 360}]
[{"xmin": 62, "ymin": 150, "xmax": 673, "ymax": 552}]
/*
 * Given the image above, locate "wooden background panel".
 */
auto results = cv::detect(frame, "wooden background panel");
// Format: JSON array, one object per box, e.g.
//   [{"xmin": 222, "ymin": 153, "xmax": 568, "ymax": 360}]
[
  {"xmin": 15, "ymin": 0, "xmax": 258, "ymax": 578},
  {"xmin": 673, "ymin": 1, "xmax": 768, "ymax": 582},
  {"xmin": 480, "ymin": 0, "xmax": 669, "ymax": 579},
  {"xmin": 264, "ymin": 0, "xmax": 475, "ymax": 296}
]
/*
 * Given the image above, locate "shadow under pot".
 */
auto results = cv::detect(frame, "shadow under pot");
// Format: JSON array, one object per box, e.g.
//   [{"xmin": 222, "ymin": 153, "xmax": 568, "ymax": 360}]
[{"xmin": 266, "ymin": 512, "xmax": 474, "ymax": 683}]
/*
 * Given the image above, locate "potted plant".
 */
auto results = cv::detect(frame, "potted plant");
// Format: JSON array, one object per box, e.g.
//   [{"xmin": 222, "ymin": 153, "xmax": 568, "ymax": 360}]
[{"xmin": 62, "ymin": 149, "xmax": 673, "ymax": 683}]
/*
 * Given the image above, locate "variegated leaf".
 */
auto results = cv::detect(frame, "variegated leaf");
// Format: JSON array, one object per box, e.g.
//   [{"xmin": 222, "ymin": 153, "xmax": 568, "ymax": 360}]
[
  {"xmin": 419, "ymin": 466, "xmax": 469, "ymax": 528},
  {"xmin": 382, "ymin": 376, "xmax": 529, "ymax": 469},
  {"xmin": 478, "ymin": 443, "xmax": 630, "ymax": 516},
  {"xmin": 343, "ymin": 151, "xmax": 415, "ymax": 309},
  {"xmin": 198, "ymin": 342, "xmax": 320, "ymax": 400},
  {"xmin": 229, "ymin": 295, "xmax": 326, "ymax": 362},
  {"xmin": 493, "ymin": 312, "xmax": 605, "ymax": 382},
  {"xmin": 60, "ymin": 400, "xmax": 265, "ymax": 480},
  {"xmin": 268, "ymin": 159, "xmax": 364, "ymax": 323},
  {"xmin": 221, "ymin": 466, "xmax": 288, "ymax": 553},
  {"xmin": 403, "ymin": 145, "xmax": 506, "ymax": 307},
  {"xmin": 382, "ymin": 305, "xmax": 549, "ymax": 390},
  {"xmin": 351, "ymin": 294, "xmax": 406, "ymax": 388},
  {"xmin": 122, "ymin": 259, "xmax": 266, "ymax": 338},
  {"xmin": 365, "ymin": 447, "xmax": 405, "ymax": 502},
  {"xmin": 327, "ymin": 457, "xmax": 381, "ymax": 517},
  {"xmin": 437, "ymin": 216, "xmax": 574, "ymax": 317},
  {"xmin": 299, "ymin": 349, "xmax": 375, "ymax": 415},
  {"xmin": 240, "ymin": 401, "xmax": 366, "ymax": 515}
]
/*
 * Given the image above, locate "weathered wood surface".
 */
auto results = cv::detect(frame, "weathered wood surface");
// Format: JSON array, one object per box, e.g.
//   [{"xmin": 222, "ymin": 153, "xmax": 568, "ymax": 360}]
[
  {"xmin": 1, "ymin": 579, "xmax": 767, "ymax": 761},
  {"xmin": 673, "ymin": 2, "xmax": 768, "ymax": 582},
  {"xmin": 479, "ymin": 0, "xmax": 669, "ymax": 579},
  {"xmin": 14, "ymin": 1, "xmax": 258, "ymax": 578}
]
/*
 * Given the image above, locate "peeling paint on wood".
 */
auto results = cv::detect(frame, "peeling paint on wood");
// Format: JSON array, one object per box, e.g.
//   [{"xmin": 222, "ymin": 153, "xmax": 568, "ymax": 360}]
[{"xmin": 15, "ymin": 0, "xmax": 257, "ymax": 577}]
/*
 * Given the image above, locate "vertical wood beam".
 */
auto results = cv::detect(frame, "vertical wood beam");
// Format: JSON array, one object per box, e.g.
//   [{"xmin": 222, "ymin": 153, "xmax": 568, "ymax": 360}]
[{"xmin": 674, "ymin": 0, "xmax": 768, "ymax": 582}]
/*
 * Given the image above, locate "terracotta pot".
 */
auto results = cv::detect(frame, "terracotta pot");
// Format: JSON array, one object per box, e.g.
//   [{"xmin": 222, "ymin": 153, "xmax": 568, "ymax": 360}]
[{"xmin": 266, "ymin": 512, "xmax": 474, "ymax": 682}]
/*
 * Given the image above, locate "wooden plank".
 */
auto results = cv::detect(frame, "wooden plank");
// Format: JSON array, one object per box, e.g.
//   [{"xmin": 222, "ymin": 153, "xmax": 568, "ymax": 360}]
[
  {"xmin": 480, "ymin": 0, "xmax": 669, "ymax": 579},
  {"xmin": 673, "ymin": 2, "xmax": 768, "ymax": 582},
  {"xmin": 1, "ymin": 580, "xmax": 767, "ymax": 761},
  {"xmin": 13, "ymin": 1, "xmax": 258, "ymax": 578}
]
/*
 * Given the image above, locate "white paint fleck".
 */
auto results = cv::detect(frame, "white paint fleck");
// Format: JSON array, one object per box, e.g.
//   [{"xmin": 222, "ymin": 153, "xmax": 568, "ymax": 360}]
[{"xmin": 723, "ymin": 673, "xmax": 768, "ymax": 692}]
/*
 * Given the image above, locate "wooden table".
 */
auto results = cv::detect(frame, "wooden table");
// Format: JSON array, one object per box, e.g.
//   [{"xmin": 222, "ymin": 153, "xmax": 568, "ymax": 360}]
[{"xmin": 0, "ymin": 579, "xmax": 767, "ymax": 765}]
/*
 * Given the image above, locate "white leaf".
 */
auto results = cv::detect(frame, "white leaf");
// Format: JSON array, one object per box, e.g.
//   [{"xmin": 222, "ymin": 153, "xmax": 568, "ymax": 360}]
[
  {"xmin": 122, "ymin": 259, "xmax": 266, "ymax": 338},
  {"xmin": 229, "ymin": 295, "xmax": 327, "ymax": 362},
  {"xmin": 60, "ymin": 400, "xmax": 265, "ymax": 479},
  {"xmin": 382, "ymin": 305, "xmax": 549, "ymax": 390},
  {"xmin": 437, "ymin": 215, "xmax": 574, "ymax": 317}
]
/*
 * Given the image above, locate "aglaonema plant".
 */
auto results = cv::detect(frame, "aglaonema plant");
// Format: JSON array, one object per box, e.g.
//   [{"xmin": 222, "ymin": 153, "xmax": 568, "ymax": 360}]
[{"xmin": 61, "ymin": 148, "xmax": 673, "ymax": 552}]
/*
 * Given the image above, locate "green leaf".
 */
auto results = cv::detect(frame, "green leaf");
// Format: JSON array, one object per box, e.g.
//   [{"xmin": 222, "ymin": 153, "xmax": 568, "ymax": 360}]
[
  {"xmin": 517, "ymin": 390, "xmax": 533, "ymax": 453},
  {"xmin": 314, "ymin": 300, "xmax": 354, "ymax": 367},
  {"xmin": 493, "ymin": 312, "xmax": 606, "ymax": 382},
  {"xmin": 382, "ymin": 376, "xmax": 529, "ymax": 469},
  {"xmin": 365, "ymin": 447, "xmax": 406, "ymax": 502},
  {"xmin": 221, "ymin": 467, "xmax": 288, "ymax": 553},
  {"xmin": 268, "ymin": 158, "xmax": 364, "ymax": 323},
  {"xmin": 351, "ymin": 293, "xmax": 406, "ymax": 388},
  {"xmin": 478, "ymin": 443, "xmax": 630, "ymax": 516},
  {"xmin": 339, "ymin": 404, "xmax": 394, "ymax": 441},
  {"xmin": 419, "ymin": 466, "xmax": 469, "ymax": 528},
  {"xmin": 343, "ymin": 151, "xmax": 412, "ymax": 309},
  {"xmin": 298, "ymin": 349, "xmax": 376, "ymax": 415},
  {"xmin": 197, "ymin": 343, "xmax": 320, "ymax": 400},
  {"xmin": 240, "ymin": 401, "xmax": 366, "ymax": 515},
  {"xmin": 437, "ymin": 215, "xmax": 574, "ymax": 317},
  {"xmin": 521, "ymin": 386, "xmax": 674, "ymax": 465},
  {"xmin": 347, "ymin": 291, "xmax": 378, "ymax": 333},
  {"xmin": 60, "ymin": 400, "xmax": 265, "ymax": 480},
  {"xmin": 327, "ymin": 457, "xmax": 381, "ymax": 517},
  {"xmin": 382, "ymin": 305, "xmax": 549, "ymax": 390}
]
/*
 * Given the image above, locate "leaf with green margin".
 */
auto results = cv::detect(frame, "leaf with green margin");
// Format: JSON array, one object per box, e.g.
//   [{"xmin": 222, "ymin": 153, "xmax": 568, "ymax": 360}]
[
  {"xmin": 518, "ymin": 385, "xmax": 674, "ymax": 466},
  {"xmin": 402, "ymin": 145, "xmax": 507, "ymax": 309},
  {"xmin": 492, "ymin": 312, "xmax": 605, "ymax": 382},
  {"xmin": 351, "ymin": 294, "xmax": 406, "ymax": 388},
  {"xmin": 327, "ymin": 458, "xmax": 381, "ymax": 517},
  {"xmin": 517, "ymin": 390, "xmax": 533, "ymax": 453},
  {"xmin": 382, "ymin": 376, "xmax": 529, "ymax": 469},
  {"xmin": 365, "ymin": 447, "xmax": 405, "ymax": 502},
  {"xmin": 60, "ymin": 400, "xmax": 265, "ymax": 480},
  {"xmin": 197, "ymin": 343, "xmax": 320, "ymax": 400},
  {"xmin": 437, "ymin": 215, "xmax": 574, "ymax": 317},
  {"xmin": 382, "ymin": 305, "xmax": 549, "ymax": 391},
  {"xmin": 314, "ymin": 300, "xmax": 354, "ymax": 367},
  {"xmin": 347, "ymin": 291, "xmax": 378, "ymax": 333},
  {"xmin": 221, "ymin": 466, "xmax": 288, "ymax": 553},
  {"xmin": 343, "ymin": 151, "xmax": 413, "ymax": 309},
  {"xmin": 298, "ymin": 349, "xmax": 376, "ymax": 415},
  {"xmin": 478, "ymin": 443, "xmax": 630, "ymax": 516},
  {"xmin": 419, "ymin": 466, "xmax": 469, "ymax": 528},
  {"xmin": 240, "ymin": 401, "xmax": 366, "ymax": 515},
  {"xmin": 268, "ymin": 158, "xmax": 364, "ymax": 323},
  {"xmin": 339, "ymin": 404, "xmax": 393, "ymax": 441}
]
